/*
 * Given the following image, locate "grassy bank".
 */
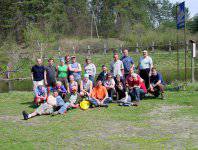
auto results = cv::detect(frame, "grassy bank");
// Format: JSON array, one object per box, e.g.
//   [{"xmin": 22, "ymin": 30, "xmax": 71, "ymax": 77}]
[{"xmin": 0, "ymin": 85, "xmax": 198, "ymax": 149}]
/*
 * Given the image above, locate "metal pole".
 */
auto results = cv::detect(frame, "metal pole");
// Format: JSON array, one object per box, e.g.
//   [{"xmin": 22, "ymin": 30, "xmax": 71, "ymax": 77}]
[
  {"xmin": 184, "ymin": 8, "xmax": 187, "ymax": 82},
  {"xmin": 176, "ymin": 5, "xmax": 180, "ymax": 80}
]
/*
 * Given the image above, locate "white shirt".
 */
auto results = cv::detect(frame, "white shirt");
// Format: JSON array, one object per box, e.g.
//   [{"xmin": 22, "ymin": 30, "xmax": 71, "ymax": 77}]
[
  {"xmin": 139, "ymin": 56, "xmax": 153, "ymax": 70},
  {"xmin": 110, "ymin": 60, "xmax": 124, "ymax": 77}
]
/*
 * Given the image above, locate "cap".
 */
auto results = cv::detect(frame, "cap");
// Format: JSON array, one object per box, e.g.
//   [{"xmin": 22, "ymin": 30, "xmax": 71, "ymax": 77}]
[{"xmin": 84, "ymin": 74, "xmax": 89, "ymax": 78}]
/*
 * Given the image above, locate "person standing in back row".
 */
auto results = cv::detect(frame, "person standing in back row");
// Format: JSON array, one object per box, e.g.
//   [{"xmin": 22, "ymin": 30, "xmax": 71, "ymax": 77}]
[
  {"xmin": 44, "ymin": 58, "xmax": 56, "ymax": 94},
  {"xmin": 138, "ymin": 50, "xmax": 153, "ymax": 89},
  {"xmin": 31, "ymin": 58, "xmax": 45, "ymax": 90},
  {"xmin": 110, "ymin": 53, "xmax": 124, "ymax": 79},
  {"xmin": 120, "ymin": 49, "xmax": 134, "ymax": 79},
  {"xmin": 84, "ymin": 57, "xmax": 96, "ymax": 84}
]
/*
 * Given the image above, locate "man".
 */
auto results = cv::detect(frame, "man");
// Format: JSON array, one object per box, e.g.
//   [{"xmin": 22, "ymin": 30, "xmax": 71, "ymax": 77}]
[
  {"xmin": 97, "ymin": 65, "xmax": 108, "ymax": 84},
  {"xmin": 44, "ymin": 58, "xmax": 56, "ymax": 94},
  {"xmin": 148, "ymin": 67, "xmax": 165, "ymax": 99},
  {"xmin": 68, "ymin": 56, "xmax": 82, "ymax": 83},
  {"xmin": 110, "ymin": 53, "xmax": 124, "ymax": 79},
  {"xmin": 138, "ymin": 50, "xmax": 153, "ymax": 89},
  {"xmin": 31, "ymin": 58, "xmax": 45, "ymax": 90},
  {"xmin": 88, "ymin": 80, "xmax": 111, "ymax": 107},
  {"xmin": 22, "ymin": 90, "xmax": 68, "ymax": 120},
  {"xmin": 120, "ymin": 49, "xmax": 134, "ymax": 78},
  {"xmin": 84, "ymin": 57, "xmax": 96, "ymax": 84},
  {"xmin": 126, "ymin": 67, "xmax": 147, "ymax": 102}
]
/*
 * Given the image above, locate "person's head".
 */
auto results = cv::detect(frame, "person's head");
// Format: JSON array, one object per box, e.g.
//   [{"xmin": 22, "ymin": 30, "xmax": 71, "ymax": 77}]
[
  {"xmin": 65, "ymin": 55, "xmax": 70, "ymax": 63},
  {"xmin": 56, "ymin": 81, "xmax": 62, "ymax": 87},
  {"xmin": 142, "ymin": 50, "xmax": 148, "ymax": 58},
  {"xmin": 96, "ymin": 80, "xmax": 102, "ymax": 87},
  {"xmin": 106, "ymin": 73, "xmax": 113, "ymax": 80},
  {"xmin": 85, "ymin": 57, "xmax": 91, "ymax": 64},
  {"xmin": 132, "ymin": 73, "xmax": 138, "ymax": 80},
  {"xmin": 48, "ymin": 58, "xmax": 54, "ymax": 66},
  {"xmin": 129, "ymin": 66, "xmax": 134, "ymax": 75},
  {"xmin": 69, "ymin": 75, "xmax": 74, "ymax": 82},
  {"xmin": 113, "ymin": 53, "xmax": 119, "ymax": 61},
  {"xmin": 123, "ymin": 49, "xmax": 128, "ymax": 56},
  {"xmin": 102, "ymin": 65, "xmax": 107, "ymax": 72},
  {"xmin": 71, "ymin": 56, "xmax": 76, "ymax": 63},
  {"xmin": 36, "ymin": 58, "xmax": 42, "ymax": 66},
  {"xmin": 60, "ymin": 58, "xmax": 65, "ymax": 65},
  {"xmin": 37, "ymin": 82, "xmax": 44, "ymax": 90},
  {"xmin": 151, "ymin": 67, "xmax": 157, "ymax": 76},
  {"xmin": 53, "ymin": 90, "xmax": 59, "ymax": 97},
  {"xmin": 84, "ymin": 74, "xmax": 89, "ymax": 82}
]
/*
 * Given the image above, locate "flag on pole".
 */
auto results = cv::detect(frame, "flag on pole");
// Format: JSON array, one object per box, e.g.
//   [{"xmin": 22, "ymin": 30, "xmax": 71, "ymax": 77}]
[{"xmin": 177, "ymin": 2, "xmax": 185, "ymax": 29}]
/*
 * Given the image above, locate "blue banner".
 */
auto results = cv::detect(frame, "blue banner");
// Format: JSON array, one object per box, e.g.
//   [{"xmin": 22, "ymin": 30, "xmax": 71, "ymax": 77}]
[{"xmin": 177, "ymin": 2, "xmax": 185, "ymax": 29}]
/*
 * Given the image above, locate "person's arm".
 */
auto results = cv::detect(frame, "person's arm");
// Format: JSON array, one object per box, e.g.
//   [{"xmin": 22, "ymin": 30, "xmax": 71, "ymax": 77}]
[
  {"xmin": 66, "ymin": 84, "xmax": 70, "ymax": 94},
  {"xmin": 88, "ymin": 81, "xmax": 93, "ymax": 96},
  {"xmin": 31, "ymin": 67, "xmax": 34, "ymax": 81},
  {"xmin": 80, "ymin": 81, "xmax": 83, "ymax": 92},
  {"xmin": 101, "ymin": 88, "xmax": 108, "ymax": 104},
  {"xmin": 74, "ymin": 63, "xmax": 82, "ymax": 72},
  {"xmin": 150, "ymin": 57, "xmax": 153, "ymax": 69},
  {"xmin": 93, "ymin": 64, "xmax": 96, "ymax": 77},
  {"xmin": 56, "ymin": 65, "xmax": 59, "ymax": 78},
  {"xmin": 110, "ymin": 62, "xmax": 113, "ymax": 74},
  {"xmin": 120, "ymin": 61, "xmax": 124, "ymax": 76},
  {"xmin": 61, "ymin": 86, "xmax": 67, "ymax": 93},
  {"xmin": 44, "ymin": 70, "xmax": 48, "ymax": 85}
]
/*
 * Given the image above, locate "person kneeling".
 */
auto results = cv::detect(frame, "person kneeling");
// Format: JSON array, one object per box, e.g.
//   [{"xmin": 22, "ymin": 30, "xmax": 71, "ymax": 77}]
[
  {"xmin": 88, "ymin": 80, "xmax": 110, "ymax": 107},
  {"xmin": 22, "ymin": 90, "xmax": 68, "ymax": 120},
  {"xmin": 148, "ymin": 67, "xmax": 165, "ymax": 99}
]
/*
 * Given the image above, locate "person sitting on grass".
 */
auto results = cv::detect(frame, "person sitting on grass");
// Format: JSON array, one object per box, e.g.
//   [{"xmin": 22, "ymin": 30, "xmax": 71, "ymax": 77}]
[
  {"xmin": 79, "ymin": 74, "xmax": 93, "ymax": 98},
  {"xmin": 53, "ymin": 81, "xmax": 67, "ymax": 99},
  {"xmin": 88, "ymin": 80, "xmax": 111, "ymax": 107},
  {"xmin": 103, "ymin": 73, "xmax": 116, "ymax": 101},
  {"xmin": 115, "ymin": 74, "xmax": 126, "ymax": 100},
  {"xmin": 22, "ymin": 90, "xmax": 68, "ymax": 120},
  {"xmin": 34, "ymin": 83, "xmax": 47, "ymax": 106},
  {"xmin": 148, "ymin": 67, "xmax": 165, "ymax": 99},
  {"xmin": 126, "ymin": 67, "xmax": 147, "ymax": 102}
]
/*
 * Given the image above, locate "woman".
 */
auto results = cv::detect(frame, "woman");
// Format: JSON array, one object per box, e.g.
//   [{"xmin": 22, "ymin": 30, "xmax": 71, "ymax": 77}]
[
  {"xmin": 103, "ymin": 73, "xmax": 116, "ymax": 100},
  {"xmin": 80, "ymin": 74, "xmax": 93, "ymax": 98},
  {"xmin": 56, "ymin": 58, "xmax": 68, "ymax": 88},
  {"xmin": 115, "ymin": 74, "xmax": 126, "ymax": 100},
  {"xmin": 84, "ymin": 57, "xmax": 96, "ymax": 84}
]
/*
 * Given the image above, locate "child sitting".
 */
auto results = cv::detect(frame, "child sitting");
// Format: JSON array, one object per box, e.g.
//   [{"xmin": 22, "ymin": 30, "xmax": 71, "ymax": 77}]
[{"xmin": 34, "ymin": 83, "xmax": 47, "ymax": 106}]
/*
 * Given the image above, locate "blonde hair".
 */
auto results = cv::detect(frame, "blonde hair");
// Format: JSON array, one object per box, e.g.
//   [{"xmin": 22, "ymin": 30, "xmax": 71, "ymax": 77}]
[{"xmin": 56, "ymin": 81, "xmax": 62, "ymax": 86}]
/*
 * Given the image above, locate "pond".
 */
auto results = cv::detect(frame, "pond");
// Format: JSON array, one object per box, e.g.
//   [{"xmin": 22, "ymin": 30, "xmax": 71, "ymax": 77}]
[{"xmin": 0, "ymin": 80, "xmax": 33, "ymax": 93}]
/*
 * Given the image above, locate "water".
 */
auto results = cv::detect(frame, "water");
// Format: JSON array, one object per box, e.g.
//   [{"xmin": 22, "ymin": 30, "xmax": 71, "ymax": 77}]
[{"xmin": 0, "ymin": 80, "xmax": 33, "ymax": 93}]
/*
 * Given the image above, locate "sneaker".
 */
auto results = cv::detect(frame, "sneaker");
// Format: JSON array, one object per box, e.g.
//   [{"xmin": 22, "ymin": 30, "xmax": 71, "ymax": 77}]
[{"xmin": 22, "ymin": 111, "xmax": 29, "ymax": 120}]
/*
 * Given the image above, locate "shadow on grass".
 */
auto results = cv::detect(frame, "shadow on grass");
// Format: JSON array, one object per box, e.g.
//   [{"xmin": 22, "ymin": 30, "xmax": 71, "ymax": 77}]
[{"xmin": 20, "ymin": 101, "xmax": 37, "ymax": 109}]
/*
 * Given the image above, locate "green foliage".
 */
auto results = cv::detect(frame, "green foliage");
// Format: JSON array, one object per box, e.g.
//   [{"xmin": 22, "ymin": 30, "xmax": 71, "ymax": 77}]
[{"xmin": 188, "ymin": 15, "xmax": 198, "ymax": 33}]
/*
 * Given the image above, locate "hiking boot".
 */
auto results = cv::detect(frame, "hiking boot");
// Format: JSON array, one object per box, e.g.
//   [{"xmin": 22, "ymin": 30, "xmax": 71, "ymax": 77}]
[
  {"xmin": 161, "ymin": 93, "xmax": 165, "ymax": 100},
  {"xmin": 22, "ymin": 111, "xmax": 29, "ymax": 120},
  {"xmin": 51, "ymin": 111, "xmax": 59, "ymax": 116}
]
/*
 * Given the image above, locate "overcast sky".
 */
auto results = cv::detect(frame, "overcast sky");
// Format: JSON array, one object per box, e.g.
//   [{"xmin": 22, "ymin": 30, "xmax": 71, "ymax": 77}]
[{"xmin": 169, "ymin": 0, "xmax": 198, "ymax": 18}]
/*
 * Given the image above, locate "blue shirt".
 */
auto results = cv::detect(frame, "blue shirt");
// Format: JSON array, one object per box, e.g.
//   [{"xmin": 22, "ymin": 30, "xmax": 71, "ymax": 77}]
[
  {"xmin": 139, "ymin": 56, "xmax": 153, "ymax": 70},
  {"xmin": 120, "ymin": 56, "xmax": 134, "ymax": 73},
  {"xmin": 54, "ymin": 85, "xmax": 67, "ymax": 93},
  {"xmin": 150, "ymin": 72, "xmax": 164, "ymax": 85},
  {"xmin": 34, "ymin": 86, "xmax": 47, "ymax": 96}
]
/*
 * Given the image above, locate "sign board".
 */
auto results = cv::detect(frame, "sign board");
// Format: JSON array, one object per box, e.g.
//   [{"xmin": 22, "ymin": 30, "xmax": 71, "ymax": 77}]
[
  {"xmin": 177, "ymin": 2, "xmax": 185, "ymax": 29},
  {"xmin": 192, "ymin": 43, "xmax": 196, "ymax": 58}
]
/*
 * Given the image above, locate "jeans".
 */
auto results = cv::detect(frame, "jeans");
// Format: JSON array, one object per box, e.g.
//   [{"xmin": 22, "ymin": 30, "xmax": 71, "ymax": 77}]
[
  {"xmin": 129, "ymin": 87, "xmax": 145, "ymax": 101},
  {"xmin": 88, "ymin": 97, "xmax": 111, "ymax": 107},
  {"xmin": 56, "ymin": 97, "xmax": 69, "ymax": 114}
]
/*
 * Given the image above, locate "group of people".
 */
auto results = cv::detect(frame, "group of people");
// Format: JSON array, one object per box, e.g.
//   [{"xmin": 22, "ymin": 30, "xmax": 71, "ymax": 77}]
[{"xmin": 22, "ymin": 49, "xmax": 165, "ymax": 120}]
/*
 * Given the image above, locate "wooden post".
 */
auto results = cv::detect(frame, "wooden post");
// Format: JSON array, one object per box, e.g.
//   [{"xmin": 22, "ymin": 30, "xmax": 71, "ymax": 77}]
[
  {"xmin": 135, "ymin": 42, "xmax": 139, "ymax": 53},
  {"xmin": 168, "ymin": 41, "xmax": 172, "ymax": 52},
  {"xmin": 120, "ymin": 43, "xmax": 123, "ymax": 54},
  {"xmin": 151, "ymin": 41, "xmax": 155, "ymax": 52},
  {"xmin": 190, "ymin": 40, "xmax": 196, "ymax": 83},
  {"xmin": 104, "ymin": 43, "xmax": 107, "ymax": 54},
  {"xmin": 87, "ymin": 45, "xmax": 91, "ymax": 55},
  {"xmin": 72, "ymin": 46, "xmax": 75, "ymax": 54}
]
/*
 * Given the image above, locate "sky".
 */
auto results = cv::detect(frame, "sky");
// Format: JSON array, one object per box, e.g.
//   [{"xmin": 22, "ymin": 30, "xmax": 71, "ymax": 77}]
[{"xmin": 169, "ymin": 0, "xmax": 198, "ymax": 18}]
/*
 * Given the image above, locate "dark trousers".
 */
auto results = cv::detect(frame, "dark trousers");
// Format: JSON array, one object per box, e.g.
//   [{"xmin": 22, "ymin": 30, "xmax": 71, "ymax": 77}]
[
  {"xmin": 148, "ymin": 84, "xmax": 164, "ymax": 97},
  {"xmin": 129, "ymin": 87, "xmax": 145, "ymax": 101},
  {"xmin": 88, "ymin": 97, "xmax": 110, "ymax": 106},
  {"xmin": 139, "ymin": 68, "xmax": 150, "ymax": 89}
]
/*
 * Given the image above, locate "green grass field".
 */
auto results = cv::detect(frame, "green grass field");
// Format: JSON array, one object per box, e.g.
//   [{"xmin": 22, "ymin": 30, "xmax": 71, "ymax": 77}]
[{"xmin": 0, "ymin": 84, "xmax": 198, "ymax": 149}]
